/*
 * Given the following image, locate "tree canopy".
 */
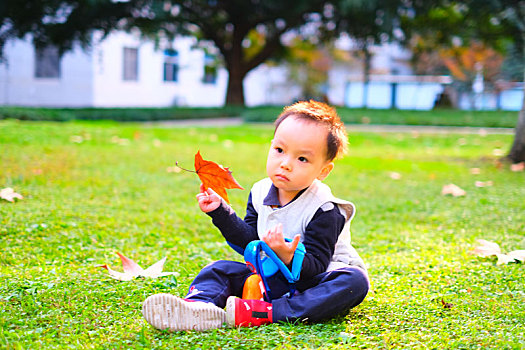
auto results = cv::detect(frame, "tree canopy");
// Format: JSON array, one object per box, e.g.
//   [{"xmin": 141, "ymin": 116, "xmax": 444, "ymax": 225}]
[
  {"xmin": 1, "ymin": 0, "xmax": 342, "ymax": 106},
  {"xmin": 400, "ymin": 0, "xmax": 525, "ymax": 162}
]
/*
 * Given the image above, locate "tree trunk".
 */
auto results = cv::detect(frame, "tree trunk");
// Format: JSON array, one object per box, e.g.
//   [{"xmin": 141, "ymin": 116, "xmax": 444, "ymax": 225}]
[
  {"xmin": 225, "ymin": 63, "xmax": 246, "ymax": 106},
  {"xmin": 362, "ymin": 46, "xmax": 371, "ymax": 108},
  {"xmin": 507, "ymin": 42, "xmax": 525, "ymax": 163},
  {"xmin": 507, "ymin": 87, "xmax": 525, "ymax": 163},
  {"xmin": 222, "ymin": 23, "xmax": 249, "ymax": 107}
]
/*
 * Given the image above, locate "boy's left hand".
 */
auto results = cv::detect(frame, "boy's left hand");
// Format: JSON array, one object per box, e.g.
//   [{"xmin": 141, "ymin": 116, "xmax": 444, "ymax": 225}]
[
  {"xmin": 196, "ymin": 184, "xmax": 222, "ymax": 213},
  {"xmin": 263, "ymin": 223, "xmax": 300, "ymax": 266}
]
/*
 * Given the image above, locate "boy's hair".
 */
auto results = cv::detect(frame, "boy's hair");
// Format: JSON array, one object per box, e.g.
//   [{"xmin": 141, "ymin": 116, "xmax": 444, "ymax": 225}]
[{"xmin": 274, "ymin": 100, "xmax": 348, "ymax": 161}]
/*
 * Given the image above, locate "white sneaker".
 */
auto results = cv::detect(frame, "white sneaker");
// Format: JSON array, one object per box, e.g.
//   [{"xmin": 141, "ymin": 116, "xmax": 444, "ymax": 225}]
[{"xmin": 142, "ymin": 293, "xmax": 226, "ymax": 331}]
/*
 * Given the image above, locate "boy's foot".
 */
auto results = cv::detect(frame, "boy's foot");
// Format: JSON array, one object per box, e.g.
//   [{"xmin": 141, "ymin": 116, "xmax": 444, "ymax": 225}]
[
  {"xmin": 142, "ymin": 293, "xmax": 226, "ymax": 331},
  {"xmin": 225, "ymin": 296, "xmax": 273, "ymax": 327}
]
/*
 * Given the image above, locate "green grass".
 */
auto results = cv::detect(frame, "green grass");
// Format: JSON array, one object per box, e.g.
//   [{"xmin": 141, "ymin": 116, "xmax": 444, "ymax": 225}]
[{"xmin": 1, "ymin": 119, "xmax": 524, "ymax": 349}]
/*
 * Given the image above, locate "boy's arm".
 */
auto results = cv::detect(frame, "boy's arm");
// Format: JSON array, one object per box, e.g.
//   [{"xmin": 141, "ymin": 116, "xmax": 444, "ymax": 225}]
[
  {"xmin": 206, "ymin": 192, "xmax": 259, "ymax": 249},
  {"xmin": 299, "ymin": 203, "xmax": 345, "ymax": 279}
]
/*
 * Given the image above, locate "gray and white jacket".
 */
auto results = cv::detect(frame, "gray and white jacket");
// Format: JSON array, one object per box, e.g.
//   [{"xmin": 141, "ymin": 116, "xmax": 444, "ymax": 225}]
[
  {"xmin": 250, "ymin": 178, "xmax": 366, "ymax": 272},
  {"xmin": 207, "ymin": 178, "xmax": 367, "ymax": 279}
]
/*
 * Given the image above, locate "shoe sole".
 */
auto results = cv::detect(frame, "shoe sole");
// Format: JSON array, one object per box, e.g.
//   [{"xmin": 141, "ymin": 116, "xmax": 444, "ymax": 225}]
[
  {"xmin": 225, "ymin": 296, "xmax": 237, "ymax": 327},
  {"xmin": 142, "ymin": 293, "xmax": 226, "ymax": 331}
]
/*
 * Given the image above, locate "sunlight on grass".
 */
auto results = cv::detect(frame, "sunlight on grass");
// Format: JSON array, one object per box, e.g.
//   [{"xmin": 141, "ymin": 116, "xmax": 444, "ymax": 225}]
[{"xmin": 0, "ymin": 120, "xmax": 523, "ymax": 349}]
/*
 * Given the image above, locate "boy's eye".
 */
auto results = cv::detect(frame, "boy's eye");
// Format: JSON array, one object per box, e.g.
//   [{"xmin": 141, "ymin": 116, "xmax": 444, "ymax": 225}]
[
  {"xmin": 275, "ymin": 147, "xmax": 283, "ymax": 153},
  {"xmin": 298, "ymin": 156, "xmax": 308, "ymax": 163}
]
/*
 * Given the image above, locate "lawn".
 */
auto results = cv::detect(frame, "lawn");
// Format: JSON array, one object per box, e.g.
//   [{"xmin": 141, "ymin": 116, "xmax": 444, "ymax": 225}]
[{"xmin": 0, "ymin": 119, "xmax": 524, "ymax": 349}]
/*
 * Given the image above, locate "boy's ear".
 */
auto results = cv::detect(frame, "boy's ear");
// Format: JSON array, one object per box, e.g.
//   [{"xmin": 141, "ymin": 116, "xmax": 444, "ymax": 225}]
[{"xmin": 317, "ymin": 162, "xmax": 334, "ymax": 181}]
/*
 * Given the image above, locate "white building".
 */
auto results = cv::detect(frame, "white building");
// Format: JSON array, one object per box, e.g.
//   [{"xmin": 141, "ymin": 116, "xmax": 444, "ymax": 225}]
[
  {"xmin": 0, "ymin": 30, "xmax": 429, "ymax": 108},
  {"xmin": 0, "ymin": 31, "xmax": 230, "ymax": 107},
  {"xmin": 5, "ymin": 31, "xmax": 517, "ymax": 110},
  {"xmin": 0, "ymin": 30, "xmax": 313, "ymax": 108}
]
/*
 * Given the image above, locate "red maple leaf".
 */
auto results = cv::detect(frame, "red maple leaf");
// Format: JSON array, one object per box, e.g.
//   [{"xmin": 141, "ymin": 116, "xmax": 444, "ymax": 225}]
[
  {"xmin": 175, "ymin": 151, "xmax": 244, "ymax": 203},
  {"xmin": 194, "ymin": 151, "xmax": 244, "ymax": 203}
]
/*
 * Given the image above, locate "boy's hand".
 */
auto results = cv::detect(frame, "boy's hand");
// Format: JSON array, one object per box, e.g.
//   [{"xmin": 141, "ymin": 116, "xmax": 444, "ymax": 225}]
[
  {"xmin": 262, "ymin": 223, "xmax": 300, "ymax": 266},
  {"xmin": 196, "ymin": 184, "xmax": 222, "ymax": 213}
]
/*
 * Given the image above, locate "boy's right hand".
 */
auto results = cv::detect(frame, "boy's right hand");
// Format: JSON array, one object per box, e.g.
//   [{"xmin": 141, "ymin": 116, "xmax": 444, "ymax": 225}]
[
  {"xmin": 196, "ymin": 184, "xmax": 222, "ymax": 213},
  {"xmin": 263, "ymin": 223, "xmax": 301, "ymax": 266}
]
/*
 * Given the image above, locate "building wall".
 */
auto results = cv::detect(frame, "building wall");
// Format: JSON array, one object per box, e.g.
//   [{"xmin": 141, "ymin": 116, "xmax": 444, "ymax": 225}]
[
  {"xmin": 457, "ymin": 87, "xmax": 524, "ymax": 111},
  {"xmin": 327, "ymin": 63, "xmax": 363, "ymax": 106},
  {"xmin": 0, "ymin": 37, "xmax": 94, "ymax": 107},
  {"xmin": 0, "ymin": 32, "xmax": 230, "ymax": 108},
  {"xmin": 0, "ymin": 32, "xmax": 416, "ymax": 108},
  {"xmin": 245, "ymin": 65, "xmax": 301, "ymax": 106},
  {"xmin": 91, "ymin": 32, "xmax": 227, "ymax": 107},
  {"xmin": 344, "ymin": 76, "xmax": 451, "ymax": 110},
  {"xmin": 3, "ymin": 31, "xmax": 519, "ymax": 110}
]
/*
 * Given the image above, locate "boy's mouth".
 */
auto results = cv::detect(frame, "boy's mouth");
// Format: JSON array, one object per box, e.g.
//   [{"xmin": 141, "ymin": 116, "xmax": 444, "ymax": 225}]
[{"xmin": 275, "ymin": 174, "xmax": 290, "ymax": 182}]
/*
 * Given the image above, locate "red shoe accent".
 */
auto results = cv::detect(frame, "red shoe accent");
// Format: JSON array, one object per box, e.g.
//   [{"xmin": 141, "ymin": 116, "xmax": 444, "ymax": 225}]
[{"xmin": 226, "ymin": 296, "xmax": 273, "ymax": 327}]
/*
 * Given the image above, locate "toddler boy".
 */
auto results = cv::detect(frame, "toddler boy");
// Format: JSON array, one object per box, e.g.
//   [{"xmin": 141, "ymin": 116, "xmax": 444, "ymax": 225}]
[{"xmin": 142, "ymin": 100, "xmax": 369, "ymax": 331}]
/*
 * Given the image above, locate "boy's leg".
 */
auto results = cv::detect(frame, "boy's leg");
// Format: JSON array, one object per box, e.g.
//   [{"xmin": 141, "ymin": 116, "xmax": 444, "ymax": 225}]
[
  {"xmin": 272, "ymin": 266, "xmax": 369, "ymax": 322},
  {"xmin": 185, "ymin": 260, "xmax": 254, "ymax": 307},
  {"xmin": 226, "ymin": 266, "xmax": 369, "ymax": 327},
  {"xmin": 142, "ymin": 260, "xmax": 253, "ymax": 331}
]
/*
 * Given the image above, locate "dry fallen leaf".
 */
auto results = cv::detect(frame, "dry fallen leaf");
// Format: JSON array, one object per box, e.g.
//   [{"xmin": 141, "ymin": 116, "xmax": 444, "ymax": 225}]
[
  {"xmin": 496, "ymin": 254, "xmax": 517, "ymax": 265},
  {"xmin": 492, "ymin": 148, "xmax": 504, "ymax": 157},
  {"xmin": 70, "ymin": 135, "xmax": 83, "ymax": 143},
  {"xmin": 389, "ymin": 172, "xmax": 402, "ymax": 180},
  {"xmin": 510, "ymin": 162, "xmax": 525, "ymax": 172},
  {"xmin": 475, "ymin": 181, "xmax": 493, "ymax": 188},
  {"xmin": 470, "ymin": 239, "xmax": 501, "ymax": 257},
  {"xmin": 470, "ymin": 168, "xmax": 481, "ymax": 175},
  {"xmin": 471, "ymin": 240, "xmax": 524, "ymax": 265},
  {"xmin": 98, "ymin": 252, "xmax": 177, "ymax": 281},
  {"xmin": 1, "ymin": 187, "xmax": 24, "ymax": 202},
  {"xmin": 498, "ymin": 250, "xmax": 525, "ymax": 265},
  {"xmin": 441, "ymin": 298, "xmax": 454, "ymax": 309},
  {"xmin": 441, "ymin": 184, "xmax": 466, "ymax": 197}
]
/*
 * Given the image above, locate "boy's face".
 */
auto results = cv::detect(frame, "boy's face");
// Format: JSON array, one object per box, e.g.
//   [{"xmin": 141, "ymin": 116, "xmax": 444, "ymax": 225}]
[{"xmin": 266, "ymin": 115, "xmax": 334, "ymax": 205}]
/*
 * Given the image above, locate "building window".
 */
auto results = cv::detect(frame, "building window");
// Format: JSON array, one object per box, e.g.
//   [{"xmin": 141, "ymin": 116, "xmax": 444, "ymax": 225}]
[
  {"xmin": 123, "ymin": 47, "xmax": 138, "ymax": 81},
  {"xmin": 163, "ymin": 49, "xmax": 179, "ymax": 82},
  {"xmin": 35, "ymin": 45, "xmax": 61, "ymax": 79},
  {"xmin": 203, "ymin": 54, "xmax": 217, "ymax": 84}
]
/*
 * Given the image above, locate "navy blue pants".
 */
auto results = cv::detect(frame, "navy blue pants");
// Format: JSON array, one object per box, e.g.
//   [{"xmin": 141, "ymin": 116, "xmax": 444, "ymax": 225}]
[{"xmin": 185, "ymin": 260, "xmax": 369, "ymax": 322}]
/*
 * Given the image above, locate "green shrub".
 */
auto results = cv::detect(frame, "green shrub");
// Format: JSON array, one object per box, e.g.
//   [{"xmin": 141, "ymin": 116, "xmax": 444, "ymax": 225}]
[
  {"xmin": 0, "ymin": 105, "xmax": 519, "ymax": 128},
  {"xmin": 0, "ymin": 106, "xmax": 243, "ymax": 122},
  {"xmin": 241, "ymin": 106, "xmax": 519, "ymax": 128}
]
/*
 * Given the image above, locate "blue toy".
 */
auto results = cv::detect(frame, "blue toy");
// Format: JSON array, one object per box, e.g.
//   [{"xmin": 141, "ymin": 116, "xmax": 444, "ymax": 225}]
[{"xmin": 241, "ymin": 239, "xmax": 306, "ymax": 301}]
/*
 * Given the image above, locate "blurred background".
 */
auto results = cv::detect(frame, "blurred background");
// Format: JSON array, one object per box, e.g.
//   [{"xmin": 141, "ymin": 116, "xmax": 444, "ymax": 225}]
[{"xmin": 0, "ymin": 0, "xmax": 524, "ymax": 161}]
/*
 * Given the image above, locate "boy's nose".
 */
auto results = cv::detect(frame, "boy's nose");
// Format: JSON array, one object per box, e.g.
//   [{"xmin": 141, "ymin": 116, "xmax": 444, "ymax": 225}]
[{"xmin": 280, "ymin": 158, "xmax": 291, "ymax": 170}]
